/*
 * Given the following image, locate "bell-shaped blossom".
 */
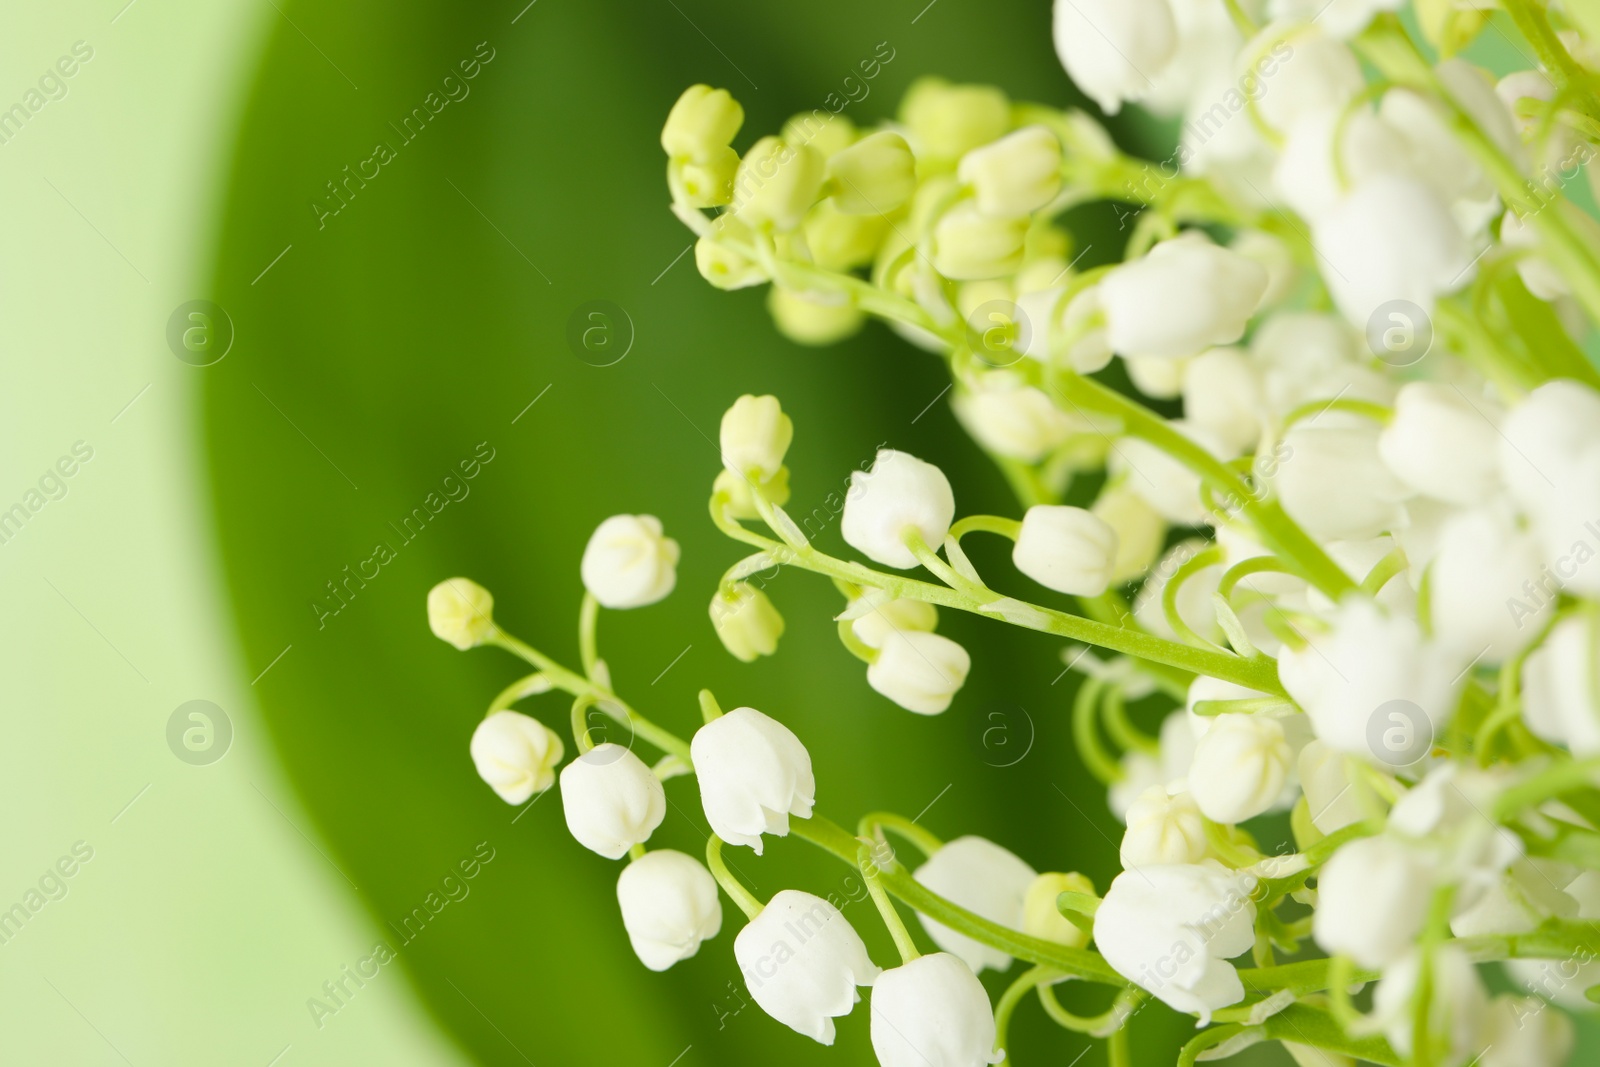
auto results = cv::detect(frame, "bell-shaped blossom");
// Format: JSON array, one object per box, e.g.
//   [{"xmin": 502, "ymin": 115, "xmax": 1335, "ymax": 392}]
[
  {"xmin": 731, "ymin": 137, "xmax": 824, "ymax": 232},
  {"xmin": 1278, "ymin": 598, "xmax": 1461, "ymax": 758},
  {"xmin": 1377, "ymin": 382, "xmax": 1503, "ymax": 504},
  {"xmin": 1051, "ymin": 0, "xmax": 1177, "ymax": 115},
  {"xmin": 735, "ymin": 889, "xmax": 880, "ymax": 1044},
  {"xmin": 1120, "ymin": 784, "xmax": 1207, "ymax": 867},
  {"xmin": 470, "ymin": 711, "xmax": 564, "ymax": 804},
  {"xmin": 616, "ymin": 849, "xmax": 722, "ymax": 971},
  {"xmin": 1388, "ymin": 763, "xmax": 1523, "ymax": 910},
  {"xmin": 1181, "ymin": 347, "xmax": 1263, "ymax": 456},
  {"xmin": 661, "ymin": 84, "xmax": 743, "ymax": 163},
  {"xmin": 1188, "ymin": 713, "xmax": 1293, "ymax": 825},
  {"xmin": 581, "ymin": 514, "xmax": 680, "ymax": 609},
  {"xmin": 842, "ymin": 450, "xmax": 956, "ymax": 569},
  {"xmin": 1253, "ymin": 27, "xmax": 1365, "ymax": 133},
  {"xmin": 826, "ymin": 130, "xmax": 916, "ymax": 215},
  {"xmin": 1370, "ymin": 946, "xmax": 1488, "ymax": 1064},
  {"xmin": 954, "ymin": 374, "xmax": 1074, "ymax": 462},
  {"xmin": 1094, "ymin": 862, "xmax": 1257, "ymax": 1024},
  {"xmin": 691, "ymin": 707, "xmax": 814, "ymax": 854},
  {"xmin": 871, "ymin": 953, "xmax": 1003, "ymax": 1067},
  {"xmin": 1478, "ymin": 994, "xmax": 1575, "ymax": 1067},
  {"xmin": 1313, "ymin": 834, "xmax": 1433, "ymax": 968},
  {"xmin": 559, "ymin": 744, "xmax": 666, "ymax": 859},
  {"xmin": 1297, "ymin": 740, "xmax": 1370, "ymax": 835},
  {"xmin": 1428, "ymin": 506, "xmax": 1550, "ymax": 662},
  {"xmin": 427, "ymin": 578, "xmax": 495, "ymax": 650},
  {"xmin": 720, "ymin": 394, "xmax": 793, "ymax": 483},
  {"xmin": 1092, "ymin": 485, "xmax": 1166, "ymax": 584},
  {"xmin": 867, "ymin": 629, "xmax": 971, "ymax": 715},
  {"xmin": 1272, "ymin": 106, "xmax": 1413, "ymax": 223},
  {"xmin": 1110, "ymin": 419, "xmax": 1230, "ymax": 525},
  {"xmin": 899, "ymin": 77, "xmax": 1010, "ymax": 161},
  {"xmin": 1499, "ymin": 380, "xmax": 1600, "ymax": 575},
  {"xmin": 846, "ymin": 593, "xmax": 939, "ymax": 649},
  {"xmin": 1023, "ymin": 872, "xmax": 1094, "ymax": 949},
  {"xmin": 1274, "ymin": 424, "xmax": 1412, "ymax": 541},
  {"xmin": 957, "ymin": 125, "xmax": 1062, "ymax": 218},
  {"xmin": 913, "ymin": 836, "xmax": 1036, "ymax": 973},
  {"xmin": 931, "ymin": 203, "xmax": 1029, "ymax": 279},
  {"xmin": 710, "ymin": 582, "xmax": 785, "ymax": 662},
  {"xmin": 1522, "ymin": 613, "xmax": 1600, "ymax": 756},
  {"xmin": 1100, "ymin": 233, "xmax": 1268, "ymax": 359},
  {"xmin": 1268, "ymin": 0, "xmax": 1402, "ymax": 40},
  {"xmin": 1012, "ymin": 505, "xmax": 1118, "ymax": 597}
]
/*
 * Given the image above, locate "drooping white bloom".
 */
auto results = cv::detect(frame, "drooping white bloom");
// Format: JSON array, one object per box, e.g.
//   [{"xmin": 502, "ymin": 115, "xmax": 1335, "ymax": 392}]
[
  {"xmin": 559, "ymin": 744, "xmax": 665, "ymax": 859},
  {"xmin": 825, "ymin": 130, "xmax": 917, "ymax": 215},
  {"xmin": 1188, "ymin": 713, "xmax": 1294, "ymax": 824},
  {"xmin": 1387, "ymin": 763, "xmax": 1523, "ymax": 908},
  {"xmin": 1051, "ymin": 0, "xmax": 1177, "ymax": 115},
  {"xmin": 720, "ymin": 394, "xmax": 793, "ymax": 482},
  {"xmin": 1253, "ymin": 27, "xmax": 1366, "ymax": 133},
  {"xmin": 1274, "ymin": 424, "xmax": 1412, "ymax": 542},
  {"xmin": 1012, "ymin": 505, "xmax": 1118, "ymax": 597},
  {"xmin": 1181, "ymin": 347, "xmax": 1263, "ymax": 456},
  {"xmin": 1278, "ymin": 598, "xmax": 1461, "ymax": 758},
  {"xmin": 736, "ymin": 889, "xmax": 880, "ymax": 1044},
  {"xmin": 913, "ymin": 836, "xmax": 1036, "ymax": 973},
  {"xmin": 427, "ymin": 577, "xmax": 495, "ymax": 650},
  {"xmin": 1370, "ymin": 946, "xmax": 1488, "ymax": 1064},
  {"xmin": 867, "ymin": 629, "xmax": 972, "ymax": 715},
  {"xmin": 871, "ymin": 953, "xmax": 1004, "ymax": 1067},
  {"xmin": 1120, "ymin": 784, "xmax": 1208, "ymax": 867},
  {"xmin": 1110, "ymin": 710, "xmax": 1200, "ymax": 820},
  {"xmin": 470, "ymin": 710, "xmax": 565, "ymax": 804},
  {"xmin": 1377, "ymin": 382, "xmax": 1503, "ymax": 504},
  {"xmin": 1094, "ymin": 862, "xmax": 1257, "ymax": 1024},
  {"xmin": 581, "ymin": 514, "xmax": 680, "ymax": 609},
  {"xmin": 1505, "ymin": 956, "xmax": 1600, "ymax": 1011},
  {"xmin": 846, "ymin": 593, "xmax": 940, "ymax": 649},
  {"xmin": 710, "ymin": 582, "xmax": 785, "ymax": 662},
  {"xmin": 1022, "ymin": 872, "xmax": 1094, "ymax": 949},
  {"xmin": 1450, "ymin": 858, "xmax": 1580, "ymax": 939},
  {"xmin": 842, "ymin": 449, "xmax": 957, "ymax": 569},
  {"xmin": 1272, "ymin": 106, "xmax": 1414, "ymax": 224},
  {"xmin": 1312, "ymin": 835, "xmax": 1433, "ymax": 968},
  {"xmin": 691, "ymin": 707, "xmax": 815, "ymax": 854},
  {"xmin": 616, "ymin": 849, "xmax": 722, "ymax": 971},
  {"xmin": 957, "ymin": 125, "xmax": 1062, "ymax": 217},
  {"xmin": 1100, "ymin": 233, "xmax": 1269, "ymax": 359},
  {"xmin": 1499, "ymin": 381, "xmax": 1600, "ymax": 588},
  {"xmin": 1478, "ymin": 994, "xmax": 1575, "ymax": 1067},
  {"xmin": 1427, "ymin": 506, "xmax": 1551, "ymax": 662},
  {"xmin": 1522, "ymin": 613, "xmax": 1600, "ymax": 756},
  {"xmin": 954, "ymin": 375, "xmax": 1074, "ymax": 462},
  {"xmin": 1297, "ymin": 740, "xmax": 1370, "ymax": 835},
  {"xmin": 1110, "ymin": 420, "xmax": 1230, "ymax": 525},
  {"xmin": 1092, "ymin": 484, "xmax": 1167, "ymax": 584},
  {"xmin": 1268, "ymin": 0, "xmax": 1402, "ymax": 40}
]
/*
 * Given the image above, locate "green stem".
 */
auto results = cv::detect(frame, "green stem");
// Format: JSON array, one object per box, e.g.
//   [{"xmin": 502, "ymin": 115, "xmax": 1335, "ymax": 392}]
[
  {"xmin": 1281, "ymin": 397, "xmax": 1393, "ymax": 431},
  {"xmin": 578, "ymin": 592, "xmax": 600, "ymax": 678},
  {"xmin": 706, "ymin": 835, "xmax": 763, "ymax": 921},
  {"xmin": 1502, "ymin": 0, "xmax": 1600, "ymax": 125},
  {"xmin": 950, "ymin": 514, "xmax": 1023, "ymax": 541},
  {"xmin": 860, "ymin": 844, "xmax": 920, "ymax": 964},
  {"xmin": 1073, "ymin": 677, "xmax": 1125, "ymax": 785},
  {"xmin": 859, "ymin": 812, "xmax": 944, "ymax": 858},
  {"xmin": 487, "ymin": 671, "xmax": 550, "ymax": 712},
  {"xmin": 995, "ymin": 967, "xmax": 1057, "ymax": 1054}
]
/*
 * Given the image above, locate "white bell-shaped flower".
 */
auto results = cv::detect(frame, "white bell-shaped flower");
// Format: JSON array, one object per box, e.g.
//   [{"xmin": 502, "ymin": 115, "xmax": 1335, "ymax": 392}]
[
  {"xmin": 427, "ymin": 578, "xmax": 495, "ymax": 650},
  {"xmin": 1499, "ymin": 380, "xmax": 1600, "ymax": 584},
  {"xmin": 957, "ymin": 125, "xmax": 1062, "ymax": 218},
  {"xmin": 1377, "ymin": 381, "xmax": 1503, "ymax": 505},
  {"xmin": 1478, "ymin": 994, "xmax": 1575, "ymax": 1067},
  {"xmin": 871, "ymin": 953, "xmax": 1004, "ymax": 1067},
  {"xmin": 1370, "ymin": 946, "xmax": 1488, "ymax": 1065},
  {"xmin": 581, "ymin": 514, "xmax": 680, "ymax": 609},
  {"xmin": 1120, "ymin": 784, "xmax": 1208, "ymax": 867},
  {"xmin": 470, "ymin": 711, "xmax": 564, "ymax": 804},
  {"xmin": 731, "ymin": 136, "xmax": 825, "ymax": 232},
  {"xmin": 1522, "ymin": 614, "xmax": 1600, "ymax": 756},
  {"xmin": 559, "ymin": 744, "xmax": 666, "ymax": 859},
  {"xmin": 1180, "ymin": 347, "xmax": 1263, "ymax": 456},
  {"xmin": 1051, "ymin": 0, "xmax": 1177, "ymax": 115},
  {"xmin": 1274, "ymin": 424, "xmax": 1412, "ymax": 541},
  {"xmin": 954, "ymin": 374, "xmax": 1074, "ymax": 462},
  {"xmin": 691, "ymin": 707, "xmax": 815, "ymax": 854},
  {"xmin": 1428, "ymin": 506, "xmax": 1551, "ymax": 663},
  {"xmin": 735, "ymin": 889, "xmax": 880, "ymax": 1044},
  {"xmin": 1022, "ymin": 872, "xmax": 1094, "ymax": 949},
  {"xmin": 913, "ymin": 835, "xmax": 1036, "ymax": 974},
  {"xmin": 1012, "ymin": 505, "xmax": 1118, "ymax": 597},
  {"xmin": 1253, "ymin": 27, "xmax": 1365, "ymax": 133},
  {"xmin": 720, "ymin": 394, "xmax": 793, "ymax": 482},
  {"xmin": 1268, "ymin": 0, "xmax": 1402, "ymax": 40},
  {"xmin": 1092, "ymin": 485, "xmax": 1167, "ymax": 584},
  {"xmin": 1188, "ymin": 713, "xmax": 1293, "ymax": 825},
  {"xmin": 846, "ymin": 592, "xmax": 940, "ymax": 649},
  {"xmin": 1100, "ymin": 232, "xmax": 1268, "ymax": 359},
  {"xmin": 867, "ymin": 629, "xmax": 971, "ymax": 715},
  {"xmin": 1278, "ymin": 598, "xmax": 1461, "ymax": 759},
  {"xmin": 616, "ymin": 849, "xmax": 722, "ymax": 971},
  {"xmin": 661, "ymin": 84, "xmax": 743, "ymax": 163},
  {"xmin": 1094, "ymin": 862, "xmax": 1257, "ymax": 1024},
  {"xmin": 1111, "ymin": 419, "xmax": 1231, "ymax": 525},
  {"xmin": 1312, "ymin": 834, "xmax": 1433, "ymax": 968},
  {"xmin": 1297, "ymin": 740, "xmax": 1370, "ymax": 835},
  {"xmin": 842, "ymin": 449, "xmax": 956, "ymax": 569}
]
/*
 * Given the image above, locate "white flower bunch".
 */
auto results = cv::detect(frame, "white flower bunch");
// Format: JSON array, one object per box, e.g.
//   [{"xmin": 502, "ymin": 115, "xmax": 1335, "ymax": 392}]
[{"xmin": 427, "ymin": 2, "xmax": 1600, "ymax": 1063}]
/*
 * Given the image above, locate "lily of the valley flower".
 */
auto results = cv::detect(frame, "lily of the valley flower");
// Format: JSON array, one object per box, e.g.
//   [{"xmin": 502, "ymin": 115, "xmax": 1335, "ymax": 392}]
[
  {"xmin": 913, "ymin": 835, "xmax": 1036, "ymax": 973},
  {"xmin": 1120, "ymin": 784, "xmax": 1208, "ymax": 867},
  {"xmin": 1187, "ymin": 712, "xmax": 1294, "ymax": 825},
  {"xmin": 1051, "ymin": 0, "xmax": 1177, "ymax": 115},
  {"xmin": 720, "ymin": 394, "xmax": 793, "ymax": 483},
  {"xmin": 1369, "ymin": 946, "xmax": 1488, "ymax": 1065},
  {"xmin": 691, "ymin": 707, "xmax": 815, "ymax": 853},
  {"xmin": 1022, "ymin": 871, "xmax": 1094, "ymax": 949},
  {"xmin": 1312, "ymin": 834, "xmax": 1433, "ymax": 968},
  {"xmin": 842, "ymin": 449, "xmax": 956, "ymax": 569},
  {"xmin": 1377, "ymin": 382, "xmax": 1503, "ymax": 505},
  {"xmin": 581, "ymin": 514, "xmax": 680, "ymax": 609},
  {"xmin": 470, "ymin": 710, "xmax": 564, "ymax": 805},
  {"xmin": 559, "ymin": 744, "xmax": 665, "ymax": 859},
  {"xmin": 427, "ymin": 577, "xmax": 495, "ymax": 650},
  {"xmin": 616, "ymin": 849, "xmax": 722, "ymax": 971},
  {"xmin": 710, "ymin": 582, "xmax": 785, "ymax": 662},
  {"xmin": 957, "ymin": 125, "xmax": 1062, "ymax": 218},
  {"xmin": 871, "ymin": 953, "xmax": 1004, "ymax": 1067},
  {"xmin": 866, "ymin": 628, "xmax": 971, "ymax": 715},
  {"xmin": 825, "ymin": 130, "xmax": 917, "ymax": 215},
  {"xmin": 1012, "ymin": 505, "xmax": 1119, "ymax": 597},
  {"xmin": 1099, "ymin": 232, "xmax": 1269, "ymax": 360},
  {"xmin": 735, "ymin": 889, "xmax": 880, "ymax": 1044}
]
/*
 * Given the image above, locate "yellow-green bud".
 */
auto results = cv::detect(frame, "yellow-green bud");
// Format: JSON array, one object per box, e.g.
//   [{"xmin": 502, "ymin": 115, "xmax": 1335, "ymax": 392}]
[
  {"xmin": 1023, "ymin": 872, "xmax": 1094, "ymax": 949},
  {"xmin": 825, "ymin": 131, "xmax": 916, "ymax": 216},
  {"xmin": 695, "ymin": 216, "xmax": 767, "ymax": 291},
  {"xmin": 668, "ymin": 146, "xmax": 738, "ymax": 208},
  {"xmin": 661, "ymin": 84, "xmax": 744, "ymax": 162},
  {"xmin": 427, "ymin": 578, "xmax": 495, "ymax": 650},
  {"xmin": 782, "ymin": 111, "xmax": 856, "ymax": 160},
  {"xmin": 1091, "ymin": 484, "xmax": 1165, "ymax": 584},
  {"xmin": 720, "ymin": 394, "xmax": 793, "ymax": 482},
  {"xmin": 731, "ymin": 136, "xmax": 825, "ymax": 231},
  {"xmin": 713, "ymin": 467, "xmax": 790, "ymax": 520},
  {"xmin": 899, "ymin": 77, "xmax": 1009, "ymax": 161},
  {"xmin": 710, "ymin": 583, "xmax": 785, "ymax": 662},
  {"xmin": 931, "ymin": 203, "xmax": 1028, "ymax": 280},
  {"xmin": 768, "ymin": 287, "xmax": 864, "ymax": 345},
  {"xmin": 803, "ymin": 201, "xmax": 888, "ymax": 271},
  {"xmin": 958, "ymin": 126, "xmax": 1062, "ymax": 218}
]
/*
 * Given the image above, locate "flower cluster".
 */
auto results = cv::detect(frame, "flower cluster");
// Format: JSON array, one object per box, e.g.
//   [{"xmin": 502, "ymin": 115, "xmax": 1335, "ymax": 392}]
[{"xmin": 430, "ymin": 1, "xmax": 1600, "ymax": 1064}]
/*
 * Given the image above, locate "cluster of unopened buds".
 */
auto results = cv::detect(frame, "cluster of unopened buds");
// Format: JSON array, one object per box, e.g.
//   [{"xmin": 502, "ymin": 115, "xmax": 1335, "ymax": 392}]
[{"xmin": 431, "ymin": 1, "xmax": 1600, "ymax": 1064}]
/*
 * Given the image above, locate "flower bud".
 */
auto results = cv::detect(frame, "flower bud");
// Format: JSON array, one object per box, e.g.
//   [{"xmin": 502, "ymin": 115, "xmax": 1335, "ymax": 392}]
[
  {"xmin": 1478, "ymin": 994, "xmax": 1575, "ymax": 1067},
  {"xmin": 1023, "ymin": 872, "xmax": 1094, "ymax": 949},
  {"xmin": 825, "ymin": 130, "xmax": 916, "ymax": 215},
  {"xmin": 713, "ymin": 466, "xmax": 791, "ymax": 521},
  {"xmin": 616, "ymin": 849, "xmax": 722, "ymax": 971},
  {"xmin": 1274, "ymin": 424, "xmax": 1412, "ymax": 542},
  {"xmin": 803, "ymin": 201, "xmax": 888, "ymax": 270},
  {"xmin": 691, "ymin": 707, "xmax": 814, "ymax": 854},
  {"xmin": 1254, "ymin": 29, "xmax": 1364, "ymax": 131},
  {"xmin": 1297, "ymin": 740, "xmax": 1368, "ymax": 835},
  {"xmin": 871, "ymin": 954, "xmax": 1004, "ymax": 1067},
  {"xmin": 781, "ymin": 111, "xmax": 855, "ymax": 160},
  {"xmin": 1377, "ymin": 382, "xmax": 1503, "ymax": 504},
  {"xmin": 931, "ymin": 203, "xmax": 1029, "ymax": 280},
  {"xmin": 867, "ymin": 629, "xmax": 971, "ymax": 715},
  {"xmin": 731, "ymin": 136, "xmax": 825, "ymax": 231},
  {"xmin": 695, "ymin": 215, "xmax": 767, "ymax": 290},
  {"xmin": 842, "ymin": 449, "xmax": 956, "ymax": 569},
  {"xmin": 767, "ymin": 287, "xmax": 864, "ymax": 345},
  {"xmin": 846, "ymin": 594, "xmax": 938, "ymax": 649},
  {"xmin": 1100, "ymin": 232, "xmax": 1268, "ymax": 359},
  {"xmin": 1052, "ymin": 0, "xmax": 1177, "ymax": 115},
  {"xmin": 958, "ymin": 125, "xmax": 1062, "ymax": 218},
  {"xmin": 1110, "ymin": 419, "xmax": 1229, "ymax": 525},
  {"xmin": 1015, "ymin": 286, "xmax": 1113, "ymax": 372},
  {"xmin": 1428, "ymin": 506, "xmax": 1550, "ymax": 663},
  {"xmin": 661, "ymin": 84, "xmax": 743, "ymax": 162},
  {"xmin": 710, "ymin": 583, "xmax": 785, "ymax": 662},
  {"xmin": 470, "ymin": 710, "xmax": 564, "ymax": 804},
  {"xmin": 667, "ymin": 146, "xmax": 738, "ymax": 208},
  {"xmin": 1013, "ymin": 505, "xmax": 1118, "ymax": 597},
  {"xmin": 1091, "ymin": 485, "xmax": 1166, "ymax": 584},
  {"xmin": 720, "ymin": 394, "xmax": 792, "ymax": 481},
  {"xmin": 914, "ymin": 836, "xmax": 1036, "ymax": 973},
  {"xmin": 899, "ymin": 77, "xmax": 1010, "ymax": 160},
  {"xmin": 1181, "ymin": 347, "xmax": 1263, "ymax": 456},
  {"xmin": 1313, "ymin": 835, "xmax": 1432, "ymax": 968},
  {"xmin": 559, "ymin": 745, "xmax": 666, "ymax": 859},
  {"xmin": 953, "ymin": 375, "xmax": 1074, "ymax": 462},
  {"xmin": 1370, "ymin": 946, "xmax": 1487, "ymax": 1064},
  {"xmin": 1188, "ymin": 713, "xmax": 1293, "ymax": 825},
  {"xmin": 735, "ymin": 890, "xmax": 879, "ymax": 1044},
  {"xmin": 1120, "ymin": 784, "xmax": 1207, "ymax": 867},
  {"xmin": 427, "ymin": 577, "xmax": 495, "ymax": 650},
  {"xmin": 1522, "ymin": 614, "xmax": 1600, "ymax": 756},
  {"xmin": 581, "ymin": 514, "xmax": 679, "ymax": 609}
]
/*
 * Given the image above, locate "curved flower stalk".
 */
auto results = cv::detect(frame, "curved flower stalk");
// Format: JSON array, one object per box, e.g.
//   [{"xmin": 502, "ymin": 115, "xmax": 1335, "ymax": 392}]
[{"xmin": 425, "ymin": 2, "xmax": 1600, "ymax": 1064}]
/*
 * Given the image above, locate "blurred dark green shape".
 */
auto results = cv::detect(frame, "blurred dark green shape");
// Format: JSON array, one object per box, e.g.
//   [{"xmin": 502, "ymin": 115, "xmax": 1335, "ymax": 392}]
[{"xmin": 204, "ymin": 0, "xmax": 1220, "ymax": 1063}]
